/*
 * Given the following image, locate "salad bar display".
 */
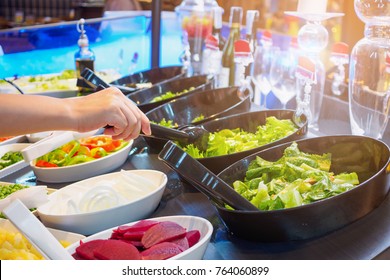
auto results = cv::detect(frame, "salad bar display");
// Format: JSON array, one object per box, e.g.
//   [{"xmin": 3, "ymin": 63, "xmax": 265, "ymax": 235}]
[{"xmin": 0, "ymin": 70, "xmax": 390, "ymax": 260}]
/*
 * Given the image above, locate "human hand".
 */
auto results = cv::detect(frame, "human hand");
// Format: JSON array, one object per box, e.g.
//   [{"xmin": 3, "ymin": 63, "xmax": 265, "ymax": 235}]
[{"xmin": 69, "ymin": 87, "xmax": 151, "ymax": 141}]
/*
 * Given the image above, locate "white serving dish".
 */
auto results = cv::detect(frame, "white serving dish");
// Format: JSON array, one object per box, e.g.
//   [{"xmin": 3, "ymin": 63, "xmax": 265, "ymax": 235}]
[
  {"xmin": 0, "ymin": 135, "xmax": 27, "ymax": 146},
  {"xmin": 0, "ymin": 143, "xmax": 31, "ymax": 179},
  {"xmin": 67, "ymin": 215, "xmax": 213, "ymax": 260},
  {"xmin": 25, "ymin": 131, "xmax": 54, "ymax": 143},
  {"xmin": 30, "ymin": 140, "xmax": 133, "ymax": 183},
  {"xmin": 37, "ymin": 169, "xmax": 168, "ymax": 235}
]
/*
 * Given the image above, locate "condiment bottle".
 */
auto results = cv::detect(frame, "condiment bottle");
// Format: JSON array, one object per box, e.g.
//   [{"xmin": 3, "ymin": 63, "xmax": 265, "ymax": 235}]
[
  {"xmin": 74, "ymin": 18, "xmax": 95, "ymax": 79},
  {"xmin": 219, "ymin": 6, "xmax": 243, "ymax": 87}
]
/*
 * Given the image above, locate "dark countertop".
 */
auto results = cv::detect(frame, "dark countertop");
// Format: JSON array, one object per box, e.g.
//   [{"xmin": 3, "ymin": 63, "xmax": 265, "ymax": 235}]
[{"xmin": 2, "ymin": 94, "xmax": 390, "ymax": 260}]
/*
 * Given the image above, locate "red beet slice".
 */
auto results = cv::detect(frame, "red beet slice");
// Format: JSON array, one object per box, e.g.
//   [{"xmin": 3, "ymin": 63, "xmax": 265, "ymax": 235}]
[
  {"xmin": 75, "ymin": 240, "xmax": 103, "ymax": 260},
  {"xmin": 110, "ymin": 231, "xmax": 122, "ymax": 239},
  {"xmin": 141, "ymin": 221, "xmax": 187, "ymax": 249},
  {"xmin": 93, "ymin": 239, "xmax": 141, "ymax": 260},
  {"xmin": 126, "ymin": 240, "xmax": 144, "ymax": 248},
  {"xmin": 71, "ymin": 252, "xmax": 83, "ymax": 260},
  {"xmin": 141, "ymin": 242, "xmax": 183, "ymax": 260},
  {"xmin": 186, "ymin": 230, "xmax": 201, "ymax": 247},
  {"xmin": 122, "ymin": 230, "xmax": 145, "ymax": 241},
  {"xmin": 171, "ymin": 237, "xmax": 189, "ymax": 251},
  {"xmin": 75, "ymin": 239, "xmax": 105, "ymax": 260},
  {"xmin": 117, "ymin": 220, "xmax": 160, "ymax": 234}
]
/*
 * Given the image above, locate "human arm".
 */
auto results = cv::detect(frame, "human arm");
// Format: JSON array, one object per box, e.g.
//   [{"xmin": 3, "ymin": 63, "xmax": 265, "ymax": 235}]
[{"xmin": 0, "ymin": 87, "xmax": 151, "ymax": 140}]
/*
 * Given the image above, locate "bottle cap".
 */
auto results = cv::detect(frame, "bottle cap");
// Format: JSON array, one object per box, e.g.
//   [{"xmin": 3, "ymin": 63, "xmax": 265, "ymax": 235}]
[
  {"xmin": 77, "ymin": 18, "xmax": 89, "ymax": 47},
  {"xmin": 205, "ymin": 34, "xmax": 219, "ymax": 50}
]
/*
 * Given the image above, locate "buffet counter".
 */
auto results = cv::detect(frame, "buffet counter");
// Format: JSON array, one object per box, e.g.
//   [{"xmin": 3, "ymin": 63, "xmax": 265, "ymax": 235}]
[{"xmin": 2, "ymin": 94, "xmax": 390, "ymax": 260}]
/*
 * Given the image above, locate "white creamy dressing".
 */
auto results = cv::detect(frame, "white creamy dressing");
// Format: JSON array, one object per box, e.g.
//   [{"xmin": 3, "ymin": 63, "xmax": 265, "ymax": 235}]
[{"xmin": 43, "ymin": 170, "xmax": 157, "ymax": 215}]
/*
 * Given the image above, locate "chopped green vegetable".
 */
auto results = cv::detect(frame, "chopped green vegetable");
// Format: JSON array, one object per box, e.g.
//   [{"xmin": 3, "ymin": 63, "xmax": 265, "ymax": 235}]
[
  {"xmin": 192, "ymin": 114, "xmax": 205, "ymax": 123},
  {"xmin": 0, "ymin": 151, "xmax": 24, "ymax": 170},
  {"xmin": 231, "ymin": 142, "xmax": 360, "ymax": 210},
  {"xmin": 151, "ymin": 87, "xmax": 195, "ymax": 103},
  {"xmin": 151, "ymin": 118, "xmax": 178, "ymax": 128},
  {"xmin": 182, "ymin": 116, "xmax": 298, "ymax": 158}
]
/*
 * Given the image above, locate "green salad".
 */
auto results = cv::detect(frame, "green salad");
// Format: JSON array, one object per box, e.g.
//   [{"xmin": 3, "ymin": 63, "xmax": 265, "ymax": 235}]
[
  {"xmin": 231, "ymin": 142, "xmax": 359, "ymax": 211},
  {"xmin": 151, "ymin": 87, "xmax": 195, "ymax": 103},
  {"xmin": 182, "ymin": 116, "xmax": 298, "ymax": 158},
  {"xmin": 0, "ymin": 151, "xmax": 24, "ymax": 170},
  {"xmin": 151, "ymin": 118, "xmax": 178, "ymax": 128}
]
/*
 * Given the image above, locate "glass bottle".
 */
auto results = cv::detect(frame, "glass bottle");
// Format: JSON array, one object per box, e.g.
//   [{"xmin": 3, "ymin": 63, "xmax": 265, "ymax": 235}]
[
  {"xmin": 245, "ymin": 10, "xmax": 259, "ymax": 55},
  {"xmin": 219, "ymin": 6, "xmax": 243, "ymax": 88},
  {"xmin": 74, "ymin": 18, "xmax": 95, "ymax": 79},
  {"xmin": 212, "ymin": 6, "xmax": 225, "ymax": 51},
  {"xmin": 349, "ymin": 0, "xmax": 390, "ymax": 139},
  {"xmin": 245, "ymin": 10, "xmax": 259, "ymax": 79}
]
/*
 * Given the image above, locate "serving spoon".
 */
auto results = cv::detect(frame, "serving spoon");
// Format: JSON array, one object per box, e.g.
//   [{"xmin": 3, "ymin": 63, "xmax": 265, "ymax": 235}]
[{"xmin": 3, "ymin": 199, "xmax": 74, "ymax": 260}]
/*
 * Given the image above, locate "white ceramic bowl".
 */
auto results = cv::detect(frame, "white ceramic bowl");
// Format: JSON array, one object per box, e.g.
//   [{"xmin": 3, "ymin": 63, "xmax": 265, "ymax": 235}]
[
  {"xmin": 0, "ymin": 143, "xmax": 31, "ymax": 179},
  {"xmin": 66, "ymin": 215, "xmax": 213, "ymax": 260},
  {"xmin": 37, "ymin": 169, "xmax": 168, "ymax": 235},
  {"xmin": 30, "ymin": 140, "xmax": 133, "ymax": 183}
]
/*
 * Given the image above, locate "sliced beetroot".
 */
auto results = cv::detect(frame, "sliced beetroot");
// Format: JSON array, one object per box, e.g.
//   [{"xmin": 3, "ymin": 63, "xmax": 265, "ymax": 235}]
[
  {"xmin": 110, "ymin": 231, "xmax": 122, "ymax": 240},
  {"xmin": 126, "ymin": 240, "xmax": 144, "ymax": 248},
  {"xmin": 186, "ymin": 230, "xmax": 201, "ymax": 247},
  {"xmin": 71, "ymin": 252, "xmax": 84, "ymax": 260},
  {"xmin": 75, "ymin": 239, "xmax": 106, "ymax": 260},
  {"xmin": 141, "ymin": 242, "xmax": 183, "ymax": 260},
  {"xmin": 93, "ymin": 239, "xmax": 141, "ymax": 260},
  {"xmin": 141, "ymin": 221, "xmax": 187, "ymax": 249},
  {"xmin": 122, "ymin": 230, "xmax": 145, "ymax": 241},
  {"xmin": 170, "ymin": 237, "xmax": 189, "ymax": 251},
  {"xmin": 117, "ymin": 220, "xmax": 160, "ymax": 234}
]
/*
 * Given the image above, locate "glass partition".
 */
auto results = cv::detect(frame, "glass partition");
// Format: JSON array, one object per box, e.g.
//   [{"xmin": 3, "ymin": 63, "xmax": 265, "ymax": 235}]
[{"xmin": 0, "ymin": 11, "xmax": 183, "ymax": 78}]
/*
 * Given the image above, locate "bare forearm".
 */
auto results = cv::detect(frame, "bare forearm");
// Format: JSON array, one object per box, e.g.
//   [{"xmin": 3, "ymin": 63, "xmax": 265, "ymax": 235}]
[{"xmin": 0, "ymin": 95, "xmax": 76, "ymax": 137}]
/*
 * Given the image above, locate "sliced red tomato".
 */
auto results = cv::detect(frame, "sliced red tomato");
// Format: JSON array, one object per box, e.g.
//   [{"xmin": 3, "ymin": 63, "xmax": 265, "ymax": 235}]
[
  {"xmin": 35, "ymin": 159, "xmax": 58, "ymax": 168},
  {"xmin": 80, "ymin": 135, "xmax": 121, "ymax": 152}
]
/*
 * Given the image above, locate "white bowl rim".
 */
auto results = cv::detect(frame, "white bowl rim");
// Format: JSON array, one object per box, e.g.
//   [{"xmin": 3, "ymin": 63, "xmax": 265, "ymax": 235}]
[
  {"xmin": 37, "ymin": 169, "xmax": 168, "ymax": 218},
  {"xmin": 30, "ymin": 139, "xmax": 133, "ymax": 170}
]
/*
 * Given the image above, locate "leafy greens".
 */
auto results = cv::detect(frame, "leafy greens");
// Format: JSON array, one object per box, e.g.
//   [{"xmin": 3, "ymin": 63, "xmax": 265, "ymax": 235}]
[
  {"xmin": 232, "ymin": 142, "xmax": 360, "ymax": 210},
  {"xmin": 182, "ymin": 116, "xmax": 298, "ymax": 158}
]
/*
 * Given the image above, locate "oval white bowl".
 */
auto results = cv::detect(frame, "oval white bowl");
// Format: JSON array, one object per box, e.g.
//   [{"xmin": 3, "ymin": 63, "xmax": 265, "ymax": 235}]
[
  {"xmin": 37, "ymin": 169, "xmax": 168, "ymax": 235},
  {"xmin": 66, "ymin": 215, "xmax": 213, "ymax": 260},
  {"xmin": 30, "ymin": 140, "xmax": 133, "ymax": 183}
]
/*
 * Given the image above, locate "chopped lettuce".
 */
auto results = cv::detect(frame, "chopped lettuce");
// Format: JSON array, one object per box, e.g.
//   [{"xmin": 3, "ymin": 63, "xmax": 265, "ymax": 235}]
[
  {"xmin": 182, "ymin": 116, "xmax": 298, "ymax": 158},
  {"xmin": 151, "ymin": 87, "xmax": 195, "ymax": 102},
  {"xmin": 232, "ymin": 142, "xmax": 360, "ymax": 210}
]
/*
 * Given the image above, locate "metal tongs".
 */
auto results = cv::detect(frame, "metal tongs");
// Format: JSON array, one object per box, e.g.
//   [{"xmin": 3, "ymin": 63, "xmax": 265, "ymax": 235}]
[
  {"xmin": 83, "ymin": 72, "xmax": 211, "ymax": 152},
  {"xmin": 80, "ymin": 68, "xmax": 137, "ymax": 93}
]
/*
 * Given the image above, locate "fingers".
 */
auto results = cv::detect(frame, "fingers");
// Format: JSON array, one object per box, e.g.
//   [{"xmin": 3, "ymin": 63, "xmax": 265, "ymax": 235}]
[{"xmin": 105, "ymin": 91, "xmax": 149, "ymax": 141}]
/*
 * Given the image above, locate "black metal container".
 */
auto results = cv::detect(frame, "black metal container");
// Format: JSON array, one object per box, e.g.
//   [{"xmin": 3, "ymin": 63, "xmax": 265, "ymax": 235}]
[
  {"xmin": 111, "ymin": 65, "xmax": 184, "ymax": 93},
  {"xmin": 127, "ymin": 75, "xmax": 213, "ymax": 113},
  {"xmin": 144, "ymin": 86, "xmax": 251, "ymax": 151},
  {"xmin": 195, "ymin": 110, "xmax": 307, "ymax": 174},
  {"xmin": 216, "ymin": 135, "xmax": 390, "ymax": 241}
]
